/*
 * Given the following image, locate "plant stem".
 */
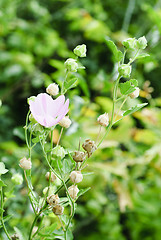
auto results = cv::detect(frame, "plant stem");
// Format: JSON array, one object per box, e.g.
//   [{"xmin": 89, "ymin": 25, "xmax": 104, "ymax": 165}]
[
  {"xmin": 0, "ymin": 186, "xmax": 11, "ymax": 240},
  {"xmin": 28, "ymin": 213, "xmax": 41, "ymax": 240},
  {"xmin": 114, "ymin": 96, "xmax": 128, "ymax": 122}
]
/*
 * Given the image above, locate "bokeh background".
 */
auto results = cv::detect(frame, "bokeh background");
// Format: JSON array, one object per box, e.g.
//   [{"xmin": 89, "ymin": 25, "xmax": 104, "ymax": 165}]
[{"xmin": 0, "ymin": 0, "xmax": 161, "ymax": 239}]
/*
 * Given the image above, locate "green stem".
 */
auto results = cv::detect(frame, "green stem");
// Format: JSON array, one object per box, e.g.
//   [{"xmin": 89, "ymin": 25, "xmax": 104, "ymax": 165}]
[
  {"xmin": 114, "ymin": 96, "xmax": 128, "ymax": 122},
  {"xmin": 28, "ymin": 213, "xmax": 41, "ymax": 240},
  {"xmin": 0, "ymin": 187, "xmax": 11, "ymax": 240}
]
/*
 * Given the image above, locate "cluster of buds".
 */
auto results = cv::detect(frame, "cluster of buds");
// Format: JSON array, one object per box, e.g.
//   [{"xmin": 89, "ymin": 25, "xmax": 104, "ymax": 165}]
[
  {"xmin": 47, "ymin": 194, "xmax": 64, "ymax": 215},
  {"xmin": 70, "ymin": 171, "xmax": 83, "ymax": 183},
  {"xmin": 59, "ymin": 116, "xmax": 72, "ymax": 128},
  {"xmin": 123, "ymin": 36, "xmax": 147, "ymax": 50},
  {"xmin": 64, "ymin": 58, "xmax": 78, "ymax": 72},
  {"xmin": 45, "ymin": 172, "xmax": 57, "ymax": 182},
  {"xmin": 19, "ymin": 157, "xmax": 32, "ymax": 170},
  {"xmin": 46, "ymin": 83, "xmax": 59, "ymax": 96},
  {"xmin": 129, "ymin": 87, "xmax": 140, "ymax": 99},
  {"xmin": 97, "ymin": 113, "xmax": 109, "ymax": 127},
  {"xmin": 73, "ymin": 151, "xmax": 86, "ymax": 162},
  {"xmin": 68, "ymin": 185, "xmax": 79, "ymax": 199},
  {"xmin": 82, "ymin": 139, "xmax": 97, "ymax": 157}
]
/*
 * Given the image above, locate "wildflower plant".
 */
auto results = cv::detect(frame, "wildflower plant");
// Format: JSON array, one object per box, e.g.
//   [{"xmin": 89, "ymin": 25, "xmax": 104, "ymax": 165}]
[{"xmin": 0, "ymin": 39, "xmax": 149, "ymax": 239}]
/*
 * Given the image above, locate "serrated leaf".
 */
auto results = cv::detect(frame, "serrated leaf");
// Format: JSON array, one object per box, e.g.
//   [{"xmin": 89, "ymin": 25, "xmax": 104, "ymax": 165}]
[
  {"xmin": 64, "ymin": 78, "xmax": 78, "ymax": 92},
  {"xmin": 0, "ymin": 162, "xmax": 9, "ymax": 175},
  {"xmin": 105, "ymin": 38, "xmax": 123, "ymax": 62},
  {"xmin": 120, "ymin": 79, "xmax": 138, "ymax": 95},
  {"xmin": 136, "ymin": 53, "xmax": 150, "ymax": 59},
  {"xmin": 0, "ymin": 179, "xmax": 7, "ymax": 187},
  {"xmin": 123, "ymin": 103, "xmax": 148, "ymax": 117},
  {"xmin": 77, "ymin": 187, "xmax": 91, "ymax": 199}
]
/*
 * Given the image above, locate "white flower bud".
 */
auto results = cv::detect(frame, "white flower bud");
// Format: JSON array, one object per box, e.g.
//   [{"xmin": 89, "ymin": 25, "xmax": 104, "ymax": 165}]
[
  {"xmin": 122, "ymin": 38, "xmax": 136, "ymax": 50},
  {"xmin": 82, "ymin": 139, "xmax": 97, "ymax": 157},
  {"xmin": 11, "ymin": 173, "xmax": 23, "ymax": 185},
  {"xmin": 19, "ymin": 157, "xmax": 32, "ymax": 170},
  {"xmin": 73, "ymin": 151, "xmax": 86, "ymax": 162},
  {"xmin": 45, "ymin": 172, "xmax": 57, "ymax": 182},
  {"xmin": 136, "ymin": 36, "xmax": 147, "ymax": 50},
  {"xmin": 129, "ymin": 87, "xmax": 140, "ymax": 99},
  {"xmin": 47, "ymin": 194, "xmax": 59, "ymax": 206},
  {"xmin": 97, "ymin": 113, "xmax": 109, "ymax": 127},
  {"xmin": 70, "ymin": 171, "xmax": 83, "ymax": 183},
  {"xmin": 64, "ymin": 58, "xmax": 78, "ymax": 72},
  {"xmin": 59, "ymin": 116, "xmax": 71, "ymax": 128},
  {"xmin": 68, "ymin": 185, "xmax": 79, "ymax": 199},
  {"xmin": 118, "ymin": 64, "xmax": 131, "ymax": 78},
  {"xmin": 74, "ymin": 44, "xmax": 87, "ymax": 57},
  {"xmin": 52, "ymin": 204, "xmax": 64, "ymax": 215},
  {"xmin": 46, "ymin": 83, "xmax": 59, "ymax": 96}
]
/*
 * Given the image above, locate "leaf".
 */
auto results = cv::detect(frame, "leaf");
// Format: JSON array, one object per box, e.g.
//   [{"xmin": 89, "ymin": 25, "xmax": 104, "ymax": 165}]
[
  {"xmin": 62, "ymin": 158, "xmax": 73, "ymax": 174},
  {"xmin": 105, "ymin": 38, "xmax": 123, "ymax": 62},
  {"xmin": 136, "ymin": 53, "xmax": 150, "ymax": 59},
  {"xmin": 14, "ymin": 226, "xmax": 26, "ymax": 240},
  {"xmin": 38, "ymin": 223, "xmax": 58, "ymax": 237},
  {"xmin": 123, "ymin": 103, "xmax": 148, "ymax": 117},
  {"xmin": 0, "ymin": 179, "xmax": 7, "ymax": 187},
  {"xmin": 0, "ymin": 215, "xmax": 12, "ymax": 229},
  {"xmin": 119, "ymin": 79, "xmax": 138, "ymax": 95},
  {"xmin": 77, "ymin": 187, "xmax": 91, "ymax": 198},
  {"xmin": 0, "ymin": 162, "xmax": 8, "ymax": 175},
  {"xmin": 64, "ymin": 78, "xmax": 78, "ymax": 91}
]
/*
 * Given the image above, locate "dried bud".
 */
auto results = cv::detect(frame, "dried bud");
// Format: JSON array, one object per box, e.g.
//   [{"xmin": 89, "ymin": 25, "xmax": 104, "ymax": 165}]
[
  {"xmin": 52, "ymin": 204, "xmax": 64, "ymax": 215},
  {"xmin": 19, "ymin": 157, "xmax": 32, "ymax": 170},
  {"xmin": 45, "ymin": 172, "xmax": 57, "ymax": 182},
  {"xmin": 74, "ymin": 44, "xmax": 87, "ymax": 57},
  {"xmin": 11, "ymin": 173, "xmax": 23, "ymax": 185},
  {"xmin": 59, "ymin": 116, "xmax": 71, "ymax": 128},
  {"xmin": 46, "ymin": 83, "xmax": 59, "ymax": 96},
  {"xmin": 64, "ymin": 58, "xmax": 78, "ymax": 72},
  {"xmin": 82, "ymin": 139, "xmax": 97, "ymax": 157},
  {"xmin": 118, "ymin": 64, "xmax": 131, "ymax": 78},
  {"xmin": 97, "ymin": 113, "xmax": 109, "ymax": 127},
  {"xmin": 68, "ymin": 185, "xmax": 79, "ymax": 199},
  {"xmin": 136, "ymin": 36, "xmax": 147, "ymax": 50},
  {"xmin": 122, "ymin": 38, "xmax": 136, "ymax": 50},
  {"xmin": 129, "ymin": 87, "xmax": 140, "ymax": 99},
  {"xmin": 73, "ymin": 151, "xmax": 86, "ymax": 162},
  {"xmin": 47, "ymin": 194, "xmax": 59, "ymax": 206},
  {"xmin": 70, "ymin": 171, "xmax": 83, "ymax": 183},
  {"xmin": 11, "ymin": 234, "xmax": 19, "ymax": 240}
]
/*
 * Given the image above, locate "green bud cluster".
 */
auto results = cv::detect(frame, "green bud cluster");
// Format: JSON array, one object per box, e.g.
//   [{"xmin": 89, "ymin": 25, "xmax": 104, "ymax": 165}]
[
  {"xmin": 64, "ymin": 58, "xmax": 78, "ymax": 72},
  {"xmin": 123, "ymin": 36, "xmax": 147, "ymax": 50},
  {"xmin": 74, "ymin": 44, "xmax": 87, "ymax": 57},
  {"xmin": 118, "ymin": 64, "xmax": 131, "ymax": 78}
]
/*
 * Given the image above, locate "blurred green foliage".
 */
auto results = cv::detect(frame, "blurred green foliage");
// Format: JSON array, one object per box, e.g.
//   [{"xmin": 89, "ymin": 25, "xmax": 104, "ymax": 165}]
[{"xmin": 0, "ymin": 0, "xmax": 161, "ymax": 239}]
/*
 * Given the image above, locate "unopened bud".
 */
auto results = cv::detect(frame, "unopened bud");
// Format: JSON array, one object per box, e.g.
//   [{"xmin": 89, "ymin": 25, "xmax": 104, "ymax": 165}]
[
  {"xmin": 64, "ymin": 58, "xmax": 78, "ymax": 72},
  {"xmin": 129, "ymin": 87, "xmax": 140, "ymax": 99},
  {"xmin": 136, "ymin": 36, "xmax": 147, "ymax": 50},
  {"xmin": 68, "ymin": 185, "xmax": 79, "ymax": 199},
  {"xmin": 82, "ymin": 139, "xmax": 97, "ymax": 157},
  {"xmin": 73, "ymin": 151, "xmax": 86, "ymax": 162},
  {"xmin": 11, "ymin": 173, "xmax": 23, "ymax": 185},
  {"xmin": 46, "ymin": 83, "xmax": 59, "ymax": 96},
  {"xmin": 122, "ymin": 38, "xmax": 136, "ymax": 50},
  {"xmin": 29, "ymin": 114, "xmax": 37, "ymax": 124},
  {"xmin": 52, "ymin": 146, "xmax": 65, "ymax": 159},
  {"xmin": 52, "ymin": 204, "xmax": 64, "ymax": 215},
  {"xmin": 19, "ymin": 157, "xmax": 32, "ymax": 170},
  {"xmin": 59, "ymin": 116, "xmax": 71, "ymax": 128},
  {"xmin": 118, "ymin": 64, "xmax": 131, "ymax": 78},
  {"xmin": 74, "ymin": 44, "xmax": 87, "ymax": 57},
  {"xmin": 27, "ymin": 96, "xmax": 36, "ymax": 104},
  {"xmin": 45, "ymin": 172, "xmax": 57, "ymax": 182},
  {"xmin": 97, "ymin": 113, "xmax": 109, "ymax": 127},
  {"xmin": 47, "ymin": 194, "xmax": 59, "ymax": 206},
  {"xmin": 70, "ymin": 171, "xmax": 83, "ymax": 183}
]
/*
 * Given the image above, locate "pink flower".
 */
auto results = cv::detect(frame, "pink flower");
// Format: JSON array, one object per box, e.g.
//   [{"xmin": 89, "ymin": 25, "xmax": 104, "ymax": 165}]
[{"xmin": 29, "ymin": 93, "xmax": 69, "ymax": 128}]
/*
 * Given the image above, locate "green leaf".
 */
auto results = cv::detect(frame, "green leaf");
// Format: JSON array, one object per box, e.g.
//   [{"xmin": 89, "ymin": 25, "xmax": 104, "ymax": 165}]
[
  {"xmin": 0, "ymin": 179, "xmax": 7, "ymax": 187},
  {"xmin": 38, "ymin": 223, "xmax": 58, "ymax": 237},
  {"xmin": 105, "ymin": 38, "xmax": 123, "ymax": 62},
  {"xmin": 64, "ymin": 78, "xmax": 78, "ymax": 91},
  {"xmin": 136, "ymin": 53, "xmax": 150, "ymax": 59},
  {"xmin": 14, "ymin": 226, "xmax": 26, "ymax": 240},
  {"xmin": 0, "ymin": 215, "xmax": 12, "ymax": 229},
  {"xmin": 77, "ymin": 187, "xmax": 91, "ymax": 198},
  {"xmin": 0, "ymin": 162, "xmax": 8, "ymax": 175},
  {"xmin": 123, "ymin": 103, "xmax": 148, "ymax": 117},
  {"xmin": 62, "ymin": 158, "xmax": 73, "ymax": 174},
  {"xmin": 120, "ymin": 79, "xmax": 138, "ymax": 95}
]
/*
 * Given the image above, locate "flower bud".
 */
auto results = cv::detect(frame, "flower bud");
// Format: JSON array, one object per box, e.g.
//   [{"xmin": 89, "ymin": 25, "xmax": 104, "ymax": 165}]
[
  {"xmin": 118, "ymin": 64, "xmax": 131, "ymax": 78},
  {"xmin": 52, "ymin": 204, "xmax": 64, "ymax": 215},
  {"xmin": 11, "ymin": 173, "xmax": 23, "ymax": 185},
  {"xmin": 136, "ymin": 36, "xmax": 147, "ymax": 49},
  {"xmin": 59, "ymin": 116, "xmax": 71, "ymax": 128},
  {"xmin": 52, "ymin": 146, "xmax": 65, "ymax": 159},
  {"xmin": 27, "ymin": 96, "xmax": 36, "ymax": 104},
  {"xmin": 46, "ymin": 83, "xmax": 59, "ymax": 96},
  {"xmin": 122, "ymin": 38, "xmax": 136, "ymax": 50},
  {"xmin": 47, "ymin": 194, "xmax": 59, "ymax": 206},
  {"xmin": 68, "ymin": 185, "xmax": 79, "ymax": 199},
  {"xmin": 73, "ymin": 151, "xmax": 86, "ymax": 162},
  {"xmin": 97, "ymin": 113, "xmax": 109, "ymax": 127},
  {"xmin": 19, "ymin": 157, "xmax": 32, "ymax": 170},
  {"xmin": 45, "ymin": 172, "xmax": 57, "ymax": 182},
  {"xmin": 129, "ymin": 87, "xmax": 140, "ymax": 99},
  {"xmin": 74, "ymin": 44, "xmax": 87, "ymax": 57},
  {"xmin": 64, "ymin": 58, "xmax": 78, "ymax": 72},
  {"xmin": 82, "ymin": 139, "xmax": 97, "ymax": 157},
  {"xmin": 70, "ymin": 171, "xmax": 83, "ymax": 183}
]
